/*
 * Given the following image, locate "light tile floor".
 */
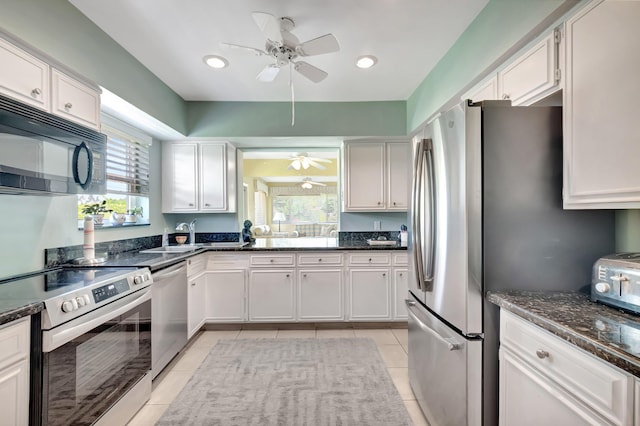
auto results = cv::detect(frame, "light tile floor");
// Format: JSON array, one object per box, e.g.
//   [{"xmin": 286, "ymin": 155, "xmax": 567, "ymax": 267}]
[{"xmin": 128, "ymin": 328, "xmax": 429, "ymax": 426}]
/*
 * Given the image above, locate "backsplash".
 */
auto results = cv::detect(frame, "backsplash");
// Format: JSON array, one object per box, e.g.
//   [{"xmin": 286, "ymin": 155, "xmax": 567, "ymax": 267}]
[{"xmin": 45, "ymin": 232, "xmax": 241, "ymax": 267}]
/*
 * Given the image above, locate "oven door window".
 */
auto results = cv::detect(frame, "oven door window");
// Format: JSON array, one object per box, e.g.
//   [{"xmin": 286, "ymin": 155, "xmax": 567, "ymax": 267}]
[{"xmin": 43, "ymin": 300, "xmax": 150, "ymax": 426}]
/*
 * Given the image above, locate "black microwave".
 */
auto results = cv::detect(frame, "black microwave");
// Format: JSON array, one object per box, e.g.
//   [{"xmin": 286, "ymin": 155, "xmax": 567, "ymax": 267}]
[{"xmin": 0, "ymin": 93, "xmax": 106, "ymax": 195}]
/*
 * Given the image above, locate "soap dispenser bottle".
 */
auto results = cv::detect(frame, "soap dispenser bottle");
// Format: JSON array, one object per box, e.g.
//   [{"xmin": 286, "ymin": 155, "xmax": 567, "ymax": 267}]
[{"xmin": 400, "ymin": 225, "xmax": 408, "ymax": 247}]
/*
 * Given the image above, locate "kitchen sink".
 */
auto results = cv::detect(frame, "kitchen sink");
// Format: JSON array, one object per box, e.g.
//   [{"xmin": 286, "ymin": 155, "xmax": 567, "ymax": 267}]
[
  {"xmin": 139, "ymin": 245, "xmax": 201, "ymax": 254},
  {"xmin": 201, "ymin": 242, "xmax": 247, "ymax": 248}
]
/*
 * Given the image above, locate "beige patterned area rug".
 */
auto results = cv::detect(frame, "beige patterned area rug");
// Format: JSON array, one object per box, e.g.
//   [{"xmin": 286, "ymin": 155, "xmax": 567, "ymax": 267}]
[{"xmin": 156, "ymin": 338, "xmax": 412, "ymax": 425}]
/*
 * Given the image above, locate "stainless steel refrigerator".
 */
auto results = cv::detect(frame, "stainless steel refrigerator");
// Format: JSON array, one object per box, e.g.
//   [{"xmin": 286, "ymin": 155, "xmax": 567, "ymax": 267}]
[{"xmin": 407, "ymin": 100, "xmax": 615, "ymax": 426}]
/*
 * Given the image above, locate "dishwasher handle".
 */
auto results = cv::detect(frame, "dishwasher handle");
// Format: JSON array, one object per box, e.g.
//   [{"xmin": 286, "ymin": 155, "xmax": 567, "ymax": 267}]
[
  {"xmin": 153, "ymin": 262, "xmax": 187, "ymax": 281},
  {"xmin": 406, "ymin": 300, "xmax": 462, "ymax": 351}
]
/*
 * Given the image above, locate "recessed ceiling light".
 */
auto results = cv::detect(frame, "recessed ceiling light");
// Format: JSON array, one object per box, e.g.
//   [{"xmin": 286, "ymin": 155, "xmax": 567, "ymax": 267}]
[
  {"xmin": 203, "ymin": 55, "xmax": 228, "ymax": 69},
  {"xmin": 356, "ymin": 55, "xmax": 377, "ymax": 69}
]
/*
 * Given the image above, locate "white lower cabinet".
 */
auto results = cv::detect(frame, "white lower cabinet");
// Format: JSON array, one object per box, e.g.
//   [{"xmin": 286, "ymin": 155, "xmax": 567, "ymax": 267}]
[
  {"xmin": 392, "ymin": 268, "xmax": 409, "ymax": 320},
  {"xmin": 206, "ymin": 270, "xmax": 246, "ymax": 322},
  {"xmin": 248, "ymin": 269, "xmax": 295, "ymax": 321},
  {"xmin": 298, "ymin": 269, "xmax": 343, "ymax": 321},
  {"xmin": 187, "ymin": 273, "xmax": 206, "ymax": 339},
  {"xmin": 499, "ymin": 310, "xmax": 634, "ymax": 425},
  {"xmin": 0, "ymin": 317, "xmax": 30, "ymax": 426},
  {"xmin": 347, "ymin": 268, "xmax": 391, "ymax": 320}
]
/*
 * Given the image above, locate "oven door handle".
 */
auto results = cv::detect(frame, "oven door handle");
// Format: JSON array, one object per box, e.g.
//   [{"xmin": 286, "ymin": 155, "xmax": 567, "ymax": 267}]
[{"xmin": 42, "ymin": 288, "xmax": 151, "ymax": 353}]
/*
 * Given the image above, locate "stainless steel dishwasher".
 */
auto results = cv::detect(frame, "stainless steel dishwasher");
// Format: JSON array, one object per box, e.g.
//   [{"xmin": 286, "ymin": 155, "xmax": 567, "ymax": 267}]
[{"xmin": 151, "ymin": 261, "xmax": 188, "ymax": 378}]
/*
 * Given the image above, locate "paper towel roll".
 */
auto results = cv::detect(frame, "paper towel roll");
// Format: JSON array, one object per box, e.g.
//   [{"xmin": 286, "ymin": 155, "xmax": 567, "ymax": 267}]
[{"xmin": 83, "ymin": 217, "xmax": 95, "ymax": 260}]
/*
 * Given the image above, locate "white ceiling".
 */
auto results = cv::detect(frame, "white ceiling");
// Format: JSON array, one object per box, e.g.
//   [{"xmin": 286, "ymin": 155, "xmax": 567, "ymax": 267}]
[{"xmin": 69, "ymin": 0, "xmax": 488, "ymax": 103}]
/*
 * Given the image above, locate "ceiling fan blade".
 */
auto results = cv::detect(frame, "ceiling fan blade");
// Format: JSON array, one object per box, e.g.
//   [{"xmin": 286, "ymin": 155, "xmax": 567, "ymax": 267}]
[
  {"xmin": 310, "ymin": 181, "xmax": 327, "ymax": 186},
  {"xmin": 257, "ymin": 64, "xmax": 280, "ymax": 82},
  {"xmin": 220, "ymin": 42, "xmax": 266, "ymax": 56},
  {"xmin": 252, "ymin": 12, "xmax": 283, "ymax": 46},
  {"xmin": 308, "ymin": 157, "xmax": 332, "ymax": 163},
  {"xmin": 294, "ymin": 61, "xmax": 328, "ymax": 83},
  {"xmin": 297, "ymin": 34, "xmax": 340, "ymax": 56},
  {"xmin": 305, "ymin": 159, "xmax": 327, "ymax": 170}
]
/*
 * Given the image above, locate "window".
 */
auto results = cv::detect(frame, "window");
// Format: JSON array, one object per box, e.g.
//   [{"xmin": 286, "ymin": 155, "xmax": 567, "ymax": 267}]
[
  {"xmin": 271, "ymin": 186, "xmax": 337, "ymax": 237},
  {"xmin": 78, "ymin": 115, "xmax": 151, "ymax": 228}
]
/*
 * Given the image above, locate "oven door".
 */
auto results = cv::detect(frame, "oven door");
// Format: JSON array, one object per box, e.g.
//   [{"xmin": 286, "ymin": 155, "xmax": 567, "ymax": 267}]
[{"xmin": 41, "ymin": 288, "xmax": 151, "ymax": 426}]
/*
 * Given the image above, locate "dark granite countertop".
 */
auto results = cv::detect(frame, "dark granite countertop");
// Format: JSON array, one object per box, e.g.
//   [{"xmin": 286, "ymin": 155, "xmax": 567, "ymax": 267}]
[
  {"xmin": 0, "ymin": 299, "xmax": 43, "ymax": 326},
  {"xmin": 488, "ymin": 290, "xmax": 640, "ymax": 377}
]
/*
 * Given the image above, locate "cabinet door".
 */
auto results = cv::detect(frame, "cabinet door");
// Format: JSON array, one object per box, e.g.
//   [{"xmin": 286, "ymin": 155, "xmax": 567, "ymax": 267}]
[
  {"xmin": 248, "ymin": 269, "xmax": 295, "ymax": 321},
  {"xmin": 206, "ymin": 270, "xmax": 245, "ymax": 322},
  {"xmin": 386, "ymin": 143, "xmax": 409, "ymax": 210},
  {"xmin": 51, "ymin": 69, "xmax": 101, "ymax": 129},
  {"xmin": 187, "ymin": 275, "xmax": 206, "ymax": 339},
  {"xmin": 563, "ymin": 1, "xmax": 640, "ymax": 208},
  {"xmin": 298, "ymin": 269, "xmax": 343, "ymax": 321},
  {"xmin": 344, "ymin": 143, "xmax": 386, "ymax": 211},
  {"xmin": 0, "ymin": 38, "xmax": 49, "ymax": 110},
  {"xmin": 199, "ymin": 143, "xmax": 227, "ymax": 211},
  {"xmin": 462, "ymin": 75, "xmax": 498, "ymax": 103},
  {"xmin": 0, "ymin": 359, "xmax": 29, "ymax": 426},
  {"xmin": 392, "ymin": 268, "xmax": 408, "ymax": 320},
  {"xmin": 498, "ymin": 31, "xmax": 558, "ymax": 106},
  {"xmin": 347, "ymin": 268, "xmax": 391, "ymax": 320},
  {"xmin": 163, "ymin": 143, "xmax": 198, "ymax": 212},
  {"xmin": 499, "ymin": 348, "xmax": 608, "ymax": 426}
]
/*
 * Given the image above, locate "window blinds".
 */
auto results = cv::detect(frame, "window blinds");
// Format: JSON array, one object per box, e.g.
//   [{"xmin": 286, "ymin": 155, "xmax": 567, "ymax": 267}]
[{"xmin": 101, "ymin": 118, "xmax": 151, "ymax": 196}]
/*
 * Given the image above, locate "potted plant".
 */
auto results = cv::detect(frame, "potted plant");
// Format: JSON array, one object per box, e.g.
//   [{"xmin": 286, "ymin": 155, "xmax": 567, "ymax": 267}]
[
  {"xmin": 81, "ymin": 200, "xmax": 112, "ymax": 225},
  {"xmin": 125, "ymin": 206, "xmax": 143, "ymax": 223}
]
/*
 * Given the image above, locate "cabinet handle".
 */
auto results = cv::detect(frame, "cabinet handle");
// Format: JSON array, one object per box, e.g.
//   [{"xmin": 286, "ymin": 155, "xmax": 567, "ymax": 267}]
[
  {"xmin": 536, "ymin": 349, "xmax": 549, "ymax": 359},
  {"xmin": 64, "ymin": 102, "xmax": 73, "ymax": 110},
  {"xmin": 502, "ymin": 93, "xmax": 510, "ymax": 100},
  {"xmin": 31, "ymin": 88, "xmax": 41, "ymax": 98},
  {"xmin": 191, "ymin": 282, "xmax": 196, "ymax": 286},
  {"xmin": 188, "ymin": 260, "xmax": 191, "ymax": 265}
]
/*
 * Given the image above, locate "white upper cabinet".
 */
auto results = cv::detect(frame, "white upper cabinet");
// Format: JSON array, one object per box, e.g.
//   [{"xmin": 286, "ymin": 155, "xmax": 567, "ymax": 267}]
[
  {"xmin": 343, "ymin": 141, "xmax": 409, "ymax": 212},
  {"xmin": 0, "ymin": 37, "xmax": 49, "ymax": 110},
  {"xmin": 563, "ymin": 0, "xmax": 640, "ymax": 208},
  {"xmin": 0, "ymin": 36, "xmax": 101, "ymax": 129},
  {"xmin": 162, "ymin": 141, "xmax": 236, "ymax": 213},
  {"xmin": 51, "ymin": 69, "xmax": 101, "ymax": 129},
  {"xmin": 462, "ymin": 75, "xmax": 498, "ymax": 103},
  {"xmin": 498, "ymin": 31, "xmax": 559, "ymax": 106}
]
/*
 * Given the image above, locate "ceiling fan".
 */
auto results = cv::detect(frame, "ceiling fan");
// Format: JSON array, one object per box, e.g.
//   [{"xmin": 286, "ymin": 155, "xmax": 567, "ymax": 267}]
[
  {"xmin": 221, "ymin": 12, "xmax": 340, "ymax": 125},
  {"xmin": 301, "ymin": 177, "xmax": 326, "ymax": 189},
  {"xmin": 288, "ymin": 152, "xmax": 332, "ymax": 170}
]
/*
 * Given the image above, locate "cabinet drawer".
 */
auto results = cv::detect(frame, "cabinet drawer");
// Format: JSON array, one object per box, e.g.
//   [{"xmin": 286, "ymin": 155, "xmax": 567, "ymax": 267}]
[
  {"xmin": 250, "ymin": 254, "xmax": 295, "ymax": 267},
  {"xmin": 392, "ymin": 253, "xmax": 408, "ymax": 266},
  {"xmin": 206, "ymin": 253, "xmax": 249, "ymax": 269},
  {"xmin": 187, "ymin": 254, "xmax": 207, "ymax": 277},
  {"xmin": 501, "ymin": 311, "xmax": 632, "ymax": 425},
  {"xmin": 0, "ymin": 317, "xmax": 30, "ymax": 369},
  {"xmin": 297, "ymin": 253, "xmax": 343, "ymax": 266},
  {"xmin": 349, "ymin": 253, "xmax": 391, "ymax": 266}
]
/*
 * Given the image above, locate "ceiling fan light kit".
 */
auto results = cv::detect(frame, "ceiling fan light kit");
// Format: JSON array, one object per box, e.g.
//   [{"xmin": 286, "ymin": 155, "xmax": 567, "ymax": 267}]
[
  {"xmin": 287, "ymin": 152, "xmax": 332, "ymax": 171},
  {"xmin": 221, "ymin": 11, "xmax": 340, "ymax": 126}
]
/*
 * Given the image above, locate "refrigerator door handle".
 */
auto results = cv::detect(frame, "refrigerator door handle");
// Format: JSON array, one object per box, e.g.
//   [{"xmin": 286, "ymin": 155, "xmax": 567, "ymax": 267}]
[
  {"xmin": 406, "ymin": 300, "xmax": 461, "ymax": 351},
  {"xmin": 423, "ymin": 139, "xmax": 436, "ymax": 291},
  {"xmin": 412, "ymin": 138, "xmax": 426, "ymax": 291}
]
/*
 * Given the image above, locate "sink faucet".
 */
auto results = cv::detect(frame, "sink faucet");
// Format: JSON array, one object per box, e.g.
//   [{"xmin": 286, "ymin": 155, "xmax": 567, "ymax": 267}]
[{"xmin": 176, "ymin": 219, "xmax": 197, "ymax": 246}]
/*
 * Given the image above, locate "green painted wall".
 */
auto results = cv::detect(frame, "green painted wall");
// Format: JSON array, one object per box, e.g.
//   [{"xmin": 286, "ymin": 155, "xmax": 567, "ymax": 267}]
[
  {"xmin": 407, "ymin": 0, "xmax": 580, "ymax": 132},
  {"xmin": 187, "ymin": 101, "xmax": 406, "ymax": 137}
]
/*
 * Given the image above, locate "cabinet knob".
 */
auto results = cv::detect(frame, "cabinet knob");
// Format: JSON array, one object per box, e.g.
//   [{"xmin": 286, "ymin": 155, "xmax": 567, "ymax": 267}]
[
  {"xmin": 64, "ymin": 102, "xmax": 73, "ymax": 110},
  {"xmin": 382, "ymin": 273, "xmax": 386, "ymax": 277},
  {"xmin": 303, "ymin": 274, "xmax": 307, "ymax": 278},
  {"xmin": 368, "ymin": 258, "xmax": 372, "ymax": 262},
  {"xmin": 286, "ymin": 274, "xmax": 290, "ymax": 278},
  {"xmin": 502, "ymin": 93, "xmax": 510, "ymax": 100},
  {"xmin": 393, "ymin": 202, "xmax": 396, "ymax": 206},
  {"xmin": 188, "ymin": 203, "xmax": 194, "ymax": 207},
  {"xmin": 31, "ymin": 88, "xmax": 41, "ymax": 98},
  {"xmin": 270, "ymin": 259, "xmax": 274, "ymax": 263},
  {"xmin": 399, "ymin": 272, "xmax": 403, "ymax": 277},
  {"xmin": 205, "ymin": 203, "xmax": 211, "ymax": 207},
  {"xmin": 377, "ymin": 201, "xmax": 382, "ymax": 205},
  {"xmin": 191, "ymin": 282, "xmax": 196, "ymax": 286},
  {"xmin": 318, "ymin": 258, "xmax": 322, "ymax": 262},
  {"xmin": 536, "ymin": 349, "xmax": 549, "ymax": 359}
]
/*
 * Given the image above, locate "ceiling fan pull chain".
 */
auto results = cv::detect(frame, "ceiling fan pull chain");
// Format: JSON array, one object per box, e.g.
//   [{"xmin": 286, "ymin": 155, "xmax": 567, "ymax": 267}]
[{"xmin": 290, "ymin": 62, "xmax": 295, "ymax": 126}]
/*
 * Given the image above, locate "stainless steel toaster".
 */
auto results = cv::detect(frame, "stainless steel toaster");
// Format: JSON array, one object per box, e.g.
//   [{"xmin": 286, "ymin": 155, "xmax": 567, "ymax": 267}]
[{"xmin": 592, "ymin": 253, "xmax": 640, "ymax": 314}]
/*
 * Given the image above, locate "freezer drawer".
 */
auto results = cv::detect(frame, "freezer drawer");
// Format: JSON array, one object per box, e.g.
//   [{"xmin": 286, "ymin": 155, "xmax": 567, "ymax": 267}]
[{"xmin": 407, "ymin": 298, "xmax": 482, "ymax": 426}]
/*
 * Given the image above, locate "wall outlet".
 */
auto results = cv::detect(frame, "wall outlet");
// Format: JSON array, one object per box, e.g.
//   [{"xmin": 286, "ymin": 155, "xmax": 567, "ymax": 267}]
[{"xmin": 374, "ymin": 221, "xmax": 381, "ymax": 230}]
